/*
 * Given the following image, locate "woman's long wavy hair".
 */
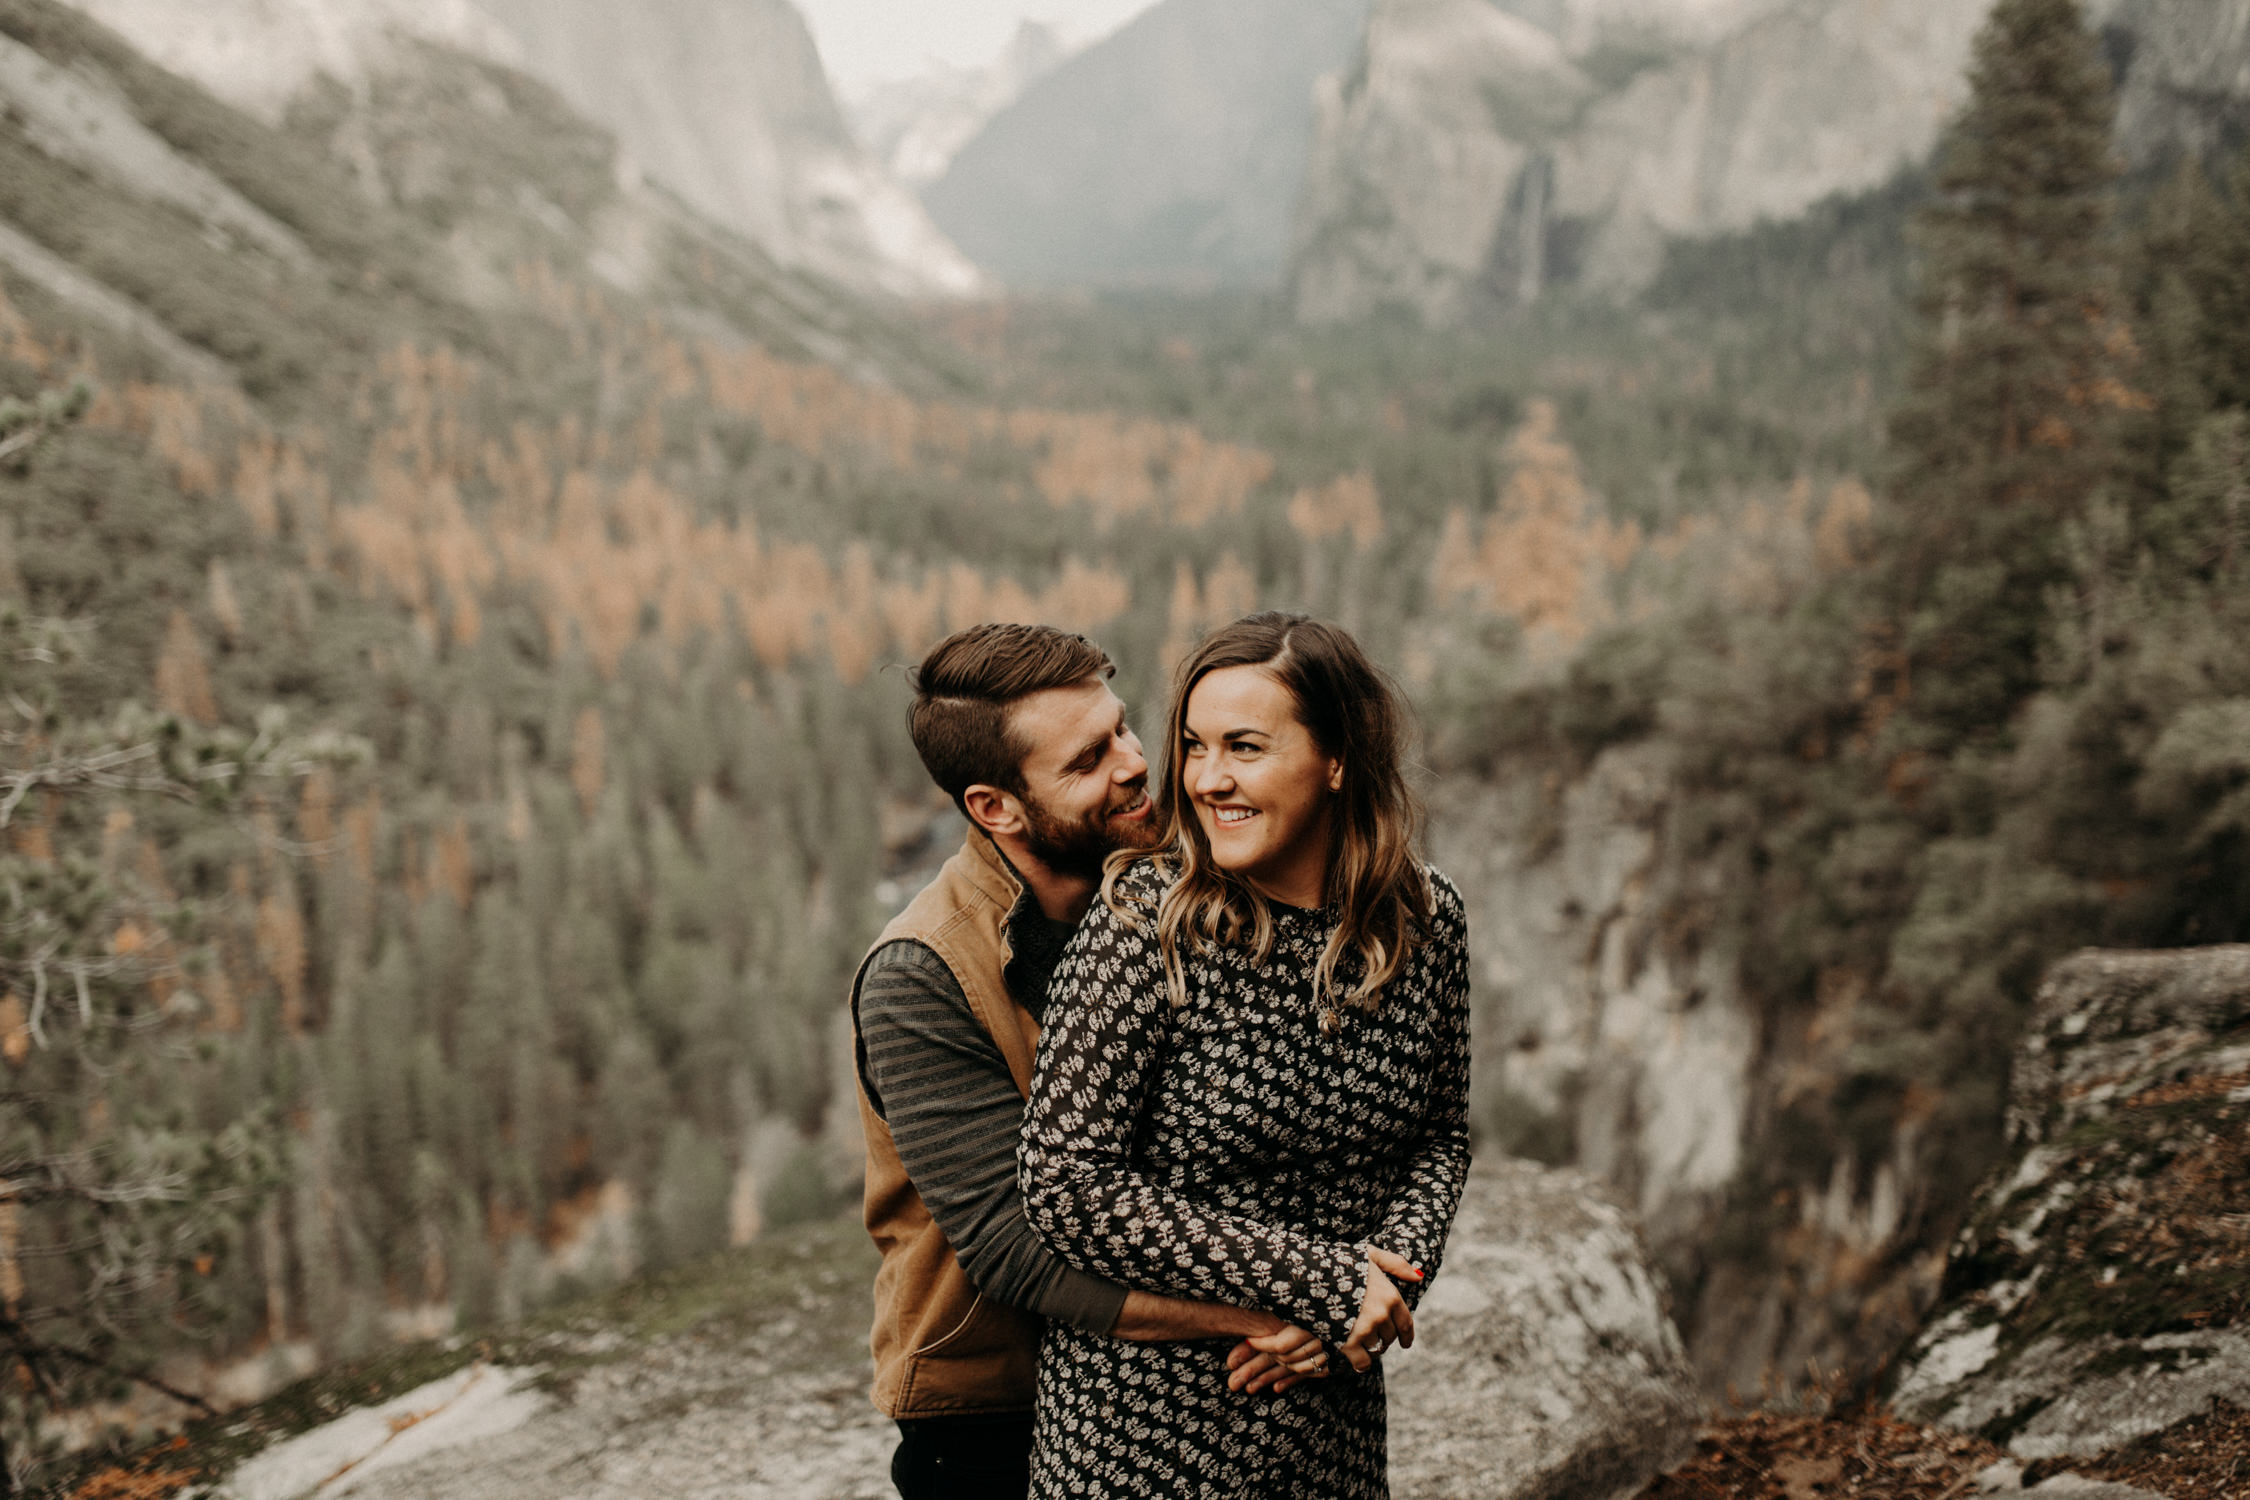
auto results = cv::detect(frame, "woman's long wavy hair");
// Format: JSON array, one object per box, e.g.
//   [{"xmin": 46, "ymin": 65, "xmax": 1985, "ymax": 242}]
[{"xmin": 1103, "ymin": 613, "xmax": 1431, "ymax": 1014}]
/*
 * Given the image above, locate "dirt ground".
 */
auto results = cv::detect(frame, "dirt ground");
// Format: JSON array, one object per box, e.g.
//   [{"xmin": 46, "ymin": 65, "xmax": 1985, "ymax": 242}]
[{"xmin": 1637, "ymin": 1402, "xmax": 2250, "ymax": 1500}]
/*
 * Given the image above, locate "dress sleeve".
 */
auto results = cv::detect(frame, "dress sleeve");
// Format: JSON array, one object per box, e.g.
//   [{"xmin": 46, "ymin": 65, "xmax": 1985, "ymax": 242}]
[
  {"xmin": 1019, "ymin": 877, "xmax": 1370, "ymax": 1346},
  {"xmin": 1368, "ymin": 874, "xmax": 1475, "ymax": 1310}
]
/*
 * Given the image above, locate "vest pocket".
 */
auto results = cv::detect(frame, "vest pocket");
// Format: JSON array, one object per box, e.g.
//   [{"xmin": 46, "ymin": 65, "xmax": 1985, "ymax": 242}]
[{"xmin": 914, "ymin": 1290, "xmax": 999, "ymax": 1359}]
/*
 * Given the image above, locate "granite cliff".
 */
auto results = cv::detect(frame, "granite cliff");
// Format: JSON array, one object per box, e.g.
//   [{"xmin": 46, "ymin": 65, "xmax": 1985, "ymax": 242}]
[
  {"xmin": 471, "ymin": 0, "xmax": 980, "ymax": 299},
  {"xmin": 64, "ymin": 0, "xmax": 979, "ymax": 300},
  {"xmin": 1294, "ymin": 0, "xmax": 2250, "ymax": 320}
]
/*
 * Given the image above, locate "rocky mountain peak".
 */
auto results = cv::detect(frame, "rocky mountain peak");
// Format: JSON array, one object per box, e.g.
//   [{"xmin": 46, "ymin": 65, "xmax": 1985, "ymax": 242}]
[{"xmin": 66, "ymin": 0, "xmax": 981, "ymax": 300}]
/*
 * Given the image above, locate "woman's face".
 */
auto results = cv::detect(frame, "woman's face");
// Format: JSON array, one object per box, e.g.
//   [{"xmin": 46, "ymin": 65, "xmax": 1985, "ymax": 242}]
[{"xmin": 1180, "ymin": 664, "xmax": 1341, "ymax": 908}]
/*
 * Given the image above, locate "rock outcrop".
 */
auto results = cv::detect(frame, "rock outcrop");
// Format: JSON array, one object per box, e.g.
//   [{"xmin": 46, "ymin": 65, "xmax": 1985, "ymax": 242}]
[
  {"xmin": 1890, "ymin": 946, "xmax": 2250, "ymax": 1458},
  {"xmin": 65, "ymin": 0, "xmax": 979, "ymax": 300},
  {"xmin": 1293, "ymin": 0, "xmax": 2250, "ymax": 320},
  {"xmin": 922, "ymin": 0, "xmax": 1371, "ymax": 288},
  {"xmin": 1390, "ymin": 1157, "xmax": 1702, "ymax": 1499},
  {"xmin": 186, "ymin": 1167, "xmax": 1698, "ymax": 1500}
]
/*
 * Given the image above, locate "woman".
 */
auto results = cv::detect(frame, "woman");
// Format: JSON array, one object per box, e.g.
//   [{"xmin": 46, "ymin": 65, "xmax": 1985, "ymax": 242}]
[{"xmin": 1020, "ymin": 613, "xmax": 1472, "ymax": 1498}]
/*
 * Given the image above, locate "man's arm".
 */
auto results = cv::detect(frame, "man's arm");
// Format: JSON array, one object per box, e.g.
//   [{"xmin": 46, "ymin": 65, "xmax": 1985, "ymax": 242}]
[
  {"xmin": 858, "ymin": 939, "xmax": 1128, "ymax": 1331},
  {"xmin": 1112, "ymin": 1291, "xmax": 1278, "ymax": 1341}
]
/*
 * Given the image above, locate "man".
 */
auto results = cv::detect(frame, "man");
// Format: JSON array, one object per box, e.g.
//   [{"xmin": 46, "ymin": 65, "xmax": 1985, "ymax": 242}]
[{"xmin": 853, "ymin": 623, "xmax": 1292, "ymax": 1498}]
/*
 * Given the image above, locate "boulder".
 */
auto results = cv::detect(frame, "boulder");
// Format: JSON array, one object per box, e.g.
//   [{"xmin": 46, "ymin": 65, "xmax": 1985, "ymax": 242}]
[
  {"xmin": 1889, "ymin": 946, "xmax": 2250, "ymax": 1460},
  {"xmin": 1389, "ymin": 1157, "xmax": 1701, "ymax": 1500}
]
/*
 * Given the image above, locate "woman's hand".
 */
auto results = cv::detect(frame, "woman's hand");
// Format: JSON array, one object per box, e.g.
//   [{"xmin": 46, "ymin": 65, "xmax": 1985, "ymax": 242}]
[
  {"xmin": 1225, "ymin": 1321, "xmax": 1328, "ymax": 1394},
  {"xmin": 1339, "ymin": 1248, "xmax": 1422, "ymax": 1373}
]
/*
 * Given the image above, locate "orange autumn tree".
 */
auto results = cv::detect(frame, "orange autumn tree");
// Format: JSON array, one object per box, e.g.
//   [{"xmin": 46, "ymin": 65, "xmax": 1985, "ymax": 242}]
[{"xmin": 1431, "ymin": 400, "xmax": 1641, "ymax": 655}]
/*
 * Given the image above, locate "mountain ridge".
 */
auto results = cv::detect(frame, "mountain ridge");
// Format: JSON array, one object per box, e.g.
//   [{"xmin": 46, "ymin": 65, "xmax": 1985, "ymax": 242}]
[
  {"xmin": 64, "ymin": 0, "xmax": 980, "ymax": 301},
  {"xmin": 1293, "ymin": 0, "xmax": 2250, "ymax": 321}
]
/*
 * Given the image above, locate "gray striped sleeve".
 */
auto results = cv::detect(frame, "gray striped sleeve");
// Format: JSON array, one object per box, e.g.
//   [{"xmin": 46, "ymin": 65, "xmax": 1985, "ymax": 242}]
[{"xmin": 855, "ymin": 939, "xmax": 1129, "ymax": 1335}]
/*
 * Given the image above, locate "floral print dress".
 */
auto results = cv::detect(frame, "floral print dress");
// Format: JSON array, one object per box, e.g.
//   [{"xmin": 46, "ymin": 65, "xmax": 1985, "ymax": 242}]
[{"xmin": 1019, "ymin": 860, "xmax": 1473, "ymax": 1499}]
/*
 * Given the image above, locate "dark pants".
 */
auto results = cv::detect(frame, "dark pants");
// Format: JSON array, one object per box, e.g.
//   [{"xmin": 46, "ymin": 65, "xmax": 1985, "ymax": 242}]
[{"xmin": 891, "ymin": 1412, "xmax": 1035, "ymax": 1499}]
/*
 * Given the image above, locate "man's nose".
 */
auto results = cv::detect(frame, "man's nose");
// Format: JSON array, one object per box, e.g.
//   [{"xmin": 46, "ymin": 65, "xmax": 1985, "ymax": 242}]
[{"xmin": 1115, "ymin": 733, "xmax": 1148, "ymax": 782}]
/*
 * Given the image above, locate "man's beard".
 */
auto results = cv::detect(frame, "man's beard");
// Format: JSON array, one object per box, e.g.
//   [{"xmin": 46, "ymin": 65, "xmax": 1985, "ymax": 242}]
[{"xmin": 1020, "ymin": 785, "xmax": 1164, "ymax": 879}]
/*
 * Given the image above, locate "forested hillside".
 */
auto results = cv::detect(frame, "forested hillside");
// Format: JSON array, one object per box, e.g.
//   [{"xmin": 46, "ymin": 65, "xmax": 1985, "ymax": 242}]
[
  {"xmin": 5, "ymin": 0, "xmax": 2250, "ymax": 1489},
  {"xmin": 4, "ymin": 0, "xmax": 1841, "ymax": 1478}
]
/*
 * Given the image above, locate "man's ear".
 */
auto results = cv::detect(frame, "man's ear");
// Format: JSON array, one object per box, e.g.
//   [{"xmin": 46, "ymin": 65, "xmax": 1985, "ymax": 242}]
[{"xmin": 961, "ymin": 783, "xmax": 1025, "ymax": 838}]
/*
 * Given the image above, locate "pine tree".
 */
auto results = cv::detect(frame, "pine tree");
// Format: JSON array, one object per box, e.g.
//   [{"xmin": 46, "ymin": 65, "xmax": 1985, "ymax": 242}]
[
  {"xmin": 1883, "ymin": 0, "xmax": 2122, "ymax": 740},
  {"xmin": 2123, "ymin": 146, "xmax": 2250, "ymax": 571}
]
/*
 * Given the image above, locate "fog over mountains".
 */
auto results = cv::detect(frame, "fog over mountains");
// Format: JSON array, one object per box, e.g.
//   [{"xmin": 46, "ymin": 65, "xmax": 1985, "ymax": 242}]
[
  {"xmin": 921, "ymin": 0, "xmax": 1373, "ymax": 289},
  {"xmin": 846, "ymin": 20, "xmax": 1069, "ymax": 190}
]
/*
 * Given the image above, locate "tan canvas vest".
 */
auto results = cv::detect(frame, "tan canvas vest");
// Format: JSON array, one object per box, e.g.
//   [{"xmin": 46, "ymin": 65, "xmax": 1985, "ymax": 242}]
[{"xmin": 852, "ymin": 830, "xmax": 1047, "ymax": 1417}]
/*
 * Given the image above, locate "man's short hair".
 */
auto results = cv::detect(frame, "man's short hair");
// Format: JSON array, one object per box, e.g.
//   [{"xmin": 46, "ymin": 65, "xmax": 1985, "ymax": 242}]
[{"xmin": 908, "ymin": 624, "xmax": 1115, "ymax": 811}]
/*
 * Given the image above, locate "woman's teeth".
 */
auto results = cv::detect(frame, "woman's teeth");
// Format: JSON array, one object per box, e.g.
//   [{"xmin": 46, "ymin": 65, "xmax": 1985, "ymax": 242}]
[{"xmin": 1214, "ymin": 807, "xmax": 1256, "ymax": 825}]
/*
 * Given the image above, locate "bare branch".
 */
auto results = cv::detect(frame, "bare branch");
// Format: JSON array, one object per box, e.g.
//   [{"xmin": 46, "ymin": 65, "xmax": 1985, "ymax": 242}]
[{"xmin": 0, "ymin": 1318, "xmax": 217, "ymax": 1416}]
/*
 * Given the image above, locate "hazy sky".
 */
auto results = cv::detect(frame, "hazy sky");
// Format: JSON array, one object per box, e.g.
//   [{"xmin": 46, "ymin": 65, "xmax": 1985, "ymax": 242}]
[{"xmin": 796, "ymin": 0, "xmax": 1161, "ymax": 95}]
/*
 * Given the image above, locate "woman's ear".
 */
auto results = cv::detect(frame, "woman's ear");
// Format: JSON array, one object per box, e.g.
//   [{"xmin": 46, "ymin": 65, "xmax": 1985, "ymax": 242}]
[{"xmin": 1327, "ymin": 759, "xmax": 1344, "ymax": 793}]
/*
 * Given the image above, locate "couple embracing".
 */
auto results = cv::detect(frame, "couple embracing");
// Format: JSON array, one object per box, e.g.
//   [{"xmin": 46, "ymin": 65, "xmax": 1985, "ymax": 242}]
[{"xmin": 851, "ymin": 613, "xmax": 1473, "ymax": 1499}]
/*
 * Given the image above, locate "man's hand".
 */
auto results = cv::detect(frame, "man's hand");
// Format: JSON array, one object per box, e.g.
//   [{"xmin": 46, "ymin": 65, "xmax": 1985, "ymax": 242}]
[
  {"xmin": 1225, "ymin": 1322, "xmax": 1327, "ymax": 1394},
  {"xmin": 1338, "ymin": 1248, "xmax": 1423, "ymax": 1373},
  {"xmin": 1109, "ymin": 1290, "xmax": 1277, "ymax": 1343},
  {"xmin": 1110, "ymin": 1294, "xmax": 1324, "ymax": 1393}
]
